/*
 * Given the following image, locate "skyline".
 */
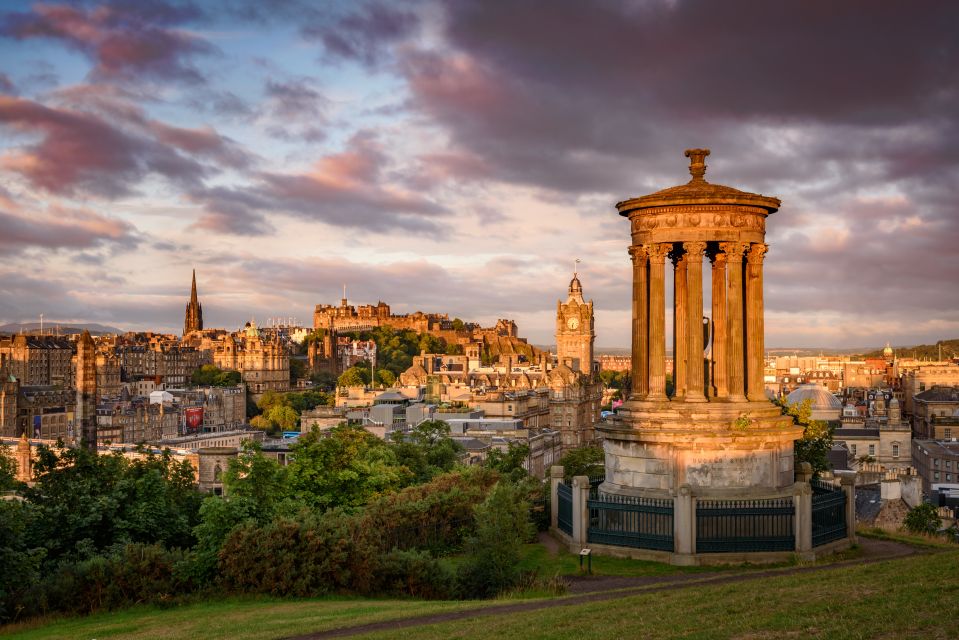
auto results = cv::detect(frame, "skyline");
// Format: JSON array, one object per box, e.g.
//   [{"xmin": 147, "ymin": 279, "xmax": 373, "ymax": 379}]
[{"xmin": 1, "ymin": 1, "xmax": 958, "ymax": 348}]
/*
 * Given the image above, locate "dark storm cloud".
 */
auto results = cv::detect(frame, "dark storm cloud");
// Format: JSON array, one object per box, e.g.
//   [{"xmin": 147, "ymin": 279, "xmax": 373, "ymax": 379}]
[{"xmin": 0, "ymin": 1, "xmax": 213, "ymax": 83}]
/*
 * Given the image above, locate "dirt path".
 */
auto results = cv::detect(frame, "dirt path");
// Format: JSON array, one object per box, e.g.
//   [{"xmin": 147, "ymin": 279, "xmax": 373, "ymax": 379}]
[
  {"xmin": 284, "ymin": 537, "xmax": 919, "ymax": 640},
  {"xmin": 537, "ymin": 531, "xmax": 562, "ymax": 556}
]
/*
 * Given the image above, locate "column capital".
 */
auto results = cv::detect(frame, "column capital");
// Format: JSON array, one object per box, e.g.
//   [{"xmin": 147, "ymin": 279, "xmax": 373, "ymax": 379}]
[
  {"xmin": 746, "ymin": 243, "xmax": 769, "ymax": 264},
  {"xmin": 684, "ymin": 241, "xmax": 707, "ymax": 256},
  {"xmin": 628, "ymin": 244, "xmax": 650, "ymax": 264},
  {"xmin": 648, "ymin": 242, "xmax": 672, "ymax": 261},
  {"xmin": 719, "ymin": 241, "xmax": 748, "ymax": 258},
  {"xmin": 707, "ymin": 244, "xmax": 727, "ymax": 265},
  {"xmin": 669, "ymin": 244, "xmax": 687, "ymax": 266}
]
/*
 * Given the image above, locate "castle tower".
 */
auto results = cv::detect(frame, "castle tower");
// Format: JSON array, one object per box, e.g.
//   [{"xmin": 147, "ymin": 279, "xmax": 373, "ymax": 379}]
[
  {"xmin": 184, "ymin": 270, "xmax": 203, "ymax": 335},
  {"xmin": 76, "ymin": 330, "xmax": 98, "ymax": 450},
  {"xmin": 556, "ymin": 268, "xmax": 595, "ymax": 374},
  {"xmin": 602, "ymin": 148, "xmax": 802, "ymax": 497}
]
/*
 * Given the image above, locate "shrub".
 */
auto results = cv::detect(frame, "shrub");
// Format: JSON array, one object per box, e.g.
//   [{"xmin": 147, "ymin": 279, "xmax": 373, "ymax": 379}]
[
  {"xmin": 457, "ymin": 481, "xmax": 534, "ymax": 598},
  {"xmin": 373, "ymin": 549, "xmax": 456, "ymax": 599},
  {"xmin": 904, "ymin": 503, "xmax": 942, "ymax": 536}
]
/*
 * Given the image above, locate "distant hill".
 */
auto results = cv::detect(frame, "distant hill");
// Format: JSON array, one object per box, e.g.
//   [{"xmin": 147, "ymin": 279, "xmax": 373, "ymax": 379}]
[
  {"xmin": 862, "ymin": 338, "xmax": 959, "ymax": 360},
  {"xmin": 0, "ymin": 322, "xmax": 125, "ymax": 336}
]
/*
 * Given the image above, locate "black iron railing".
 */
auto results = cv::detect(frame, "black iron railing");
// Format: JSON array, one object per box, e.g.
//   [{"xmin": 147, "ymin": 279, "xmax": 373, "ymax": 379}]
[
  {"xmin": 557, "ymin": 481, "xmax": 573, "ymax": 535},
  {"xmin": 812, "ymin": 479, "xmax": 846, "ymax": 547},
  {"xmin": 587, "ymin": 492, "xmax": 674, "ymax": 551},
  {"xmin": 696, "ymin": 497, "xmax": 795, "ymax": 553}
]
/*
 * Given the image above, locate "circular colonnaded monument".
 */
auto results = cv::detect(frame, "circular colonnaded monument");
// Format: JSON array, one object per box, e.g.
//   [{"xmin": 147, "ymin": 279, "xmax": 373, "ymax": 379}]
[{"xmin": 599, "ymin": 148, "xmax": 803, "ymax": 498}]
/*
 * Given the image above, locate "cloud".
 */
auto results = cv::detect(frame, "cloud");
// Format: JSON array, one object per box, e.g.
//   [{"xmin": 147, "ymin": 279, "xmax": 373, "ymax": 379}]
[
  {"xmin": 191, "ymin": 131, "xmax": 450, "ymax": 235},
  {"xmin": 260, "ymin": 78, "xmax": 329, "ymax": 141},
  {"xmin": 0, "ymin": 2, "xmax": 213, "ymax": 83},
  {"xmin": 302, "ymin": 1, "xmax": 420, "ymax": 68}
]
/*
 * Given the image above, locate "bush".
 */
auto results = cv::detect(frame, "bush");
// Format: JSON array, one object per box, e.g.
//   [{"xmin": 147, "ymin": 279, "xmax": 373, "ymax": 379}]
[
  {"xmin": 457, "ymin": 481, "xmax": 534, "ymax": 598},
  {"xmin": 18, "ymin": 544, "xmax": 194, "ymax": 619},
  {"xmin": 373, "ymin": 550, "xmax": 456, "ymax": 599},
  {"xmin": 904, "ymin": 503, "xmax": 942, "ymax": 535}
]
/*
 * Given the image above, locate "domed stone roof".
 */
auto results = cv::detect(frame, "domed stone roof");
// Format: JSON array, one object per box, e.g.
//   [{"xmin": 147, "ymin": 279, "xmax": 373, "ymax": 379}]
[
  {"xmin": 785, "ymin": 384, "xmax": 842, "ymax": 410},
  {"xmin": 617, "ymin": 148, "xmax": 781, "ymax": 215}
]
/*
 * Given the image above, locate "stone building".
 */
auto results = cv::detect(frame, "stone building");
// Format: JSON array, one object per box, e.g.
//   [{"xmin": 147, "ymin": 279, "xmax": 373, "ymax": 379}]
[
  {"xmin": 901, "ymin": 364, "xmax": 959, "ymax": 415},
  {"xmin": 604, "ymin": 148, "xmax": 802, "ymax": 497},
  {"xmin": 183, "ymin": 270, "xmax": 203, "ymax": 336},
  {"xmin": 912, "ymin": 439, "xmax": 959, "ymax": 492},
  {"xmin": 203, "ymin": 322, "xmax": 290, "ymax": 396},
  {"xmin": 0, "ymin": 335, "xmax": 74, "ymax": 387},
  {"xmin": 912, "ymin": 386, "xmax": 959, "ymax": 439}
]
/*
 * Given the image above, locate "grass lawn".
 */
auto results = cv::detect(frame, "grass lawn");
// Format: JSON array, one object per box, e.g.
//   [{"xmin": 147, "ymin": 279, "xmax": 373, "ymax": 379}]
[
  {"xmin": 349, "ymin": 550, "xmax": 959, "ymax": 640},
  {"xmin": 0, "ymin": 597, "xmax": 479, "ymax": 640}
]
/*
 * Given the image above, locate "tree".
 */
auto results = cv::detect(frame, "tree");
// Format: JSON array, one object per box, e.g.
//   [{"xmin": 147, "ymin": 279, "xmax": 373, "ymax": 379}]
[
  {"xmin": 457, "ymin": 481, "xmax": 533, "ymax": 598},
  {"xmin": 289, "ymin": 358, "xmax": 308, "ymax": 383},
  {"xmin": 376, "ymin": 369, "xmax": 396, "ymax": 387},
  {"xmin": 451, "ymin": 318, "xmax": 465, "ymax": 331},
  {"xmin": 558, "ymin": 445, "xmax": 604, "ymax": 480},
  {"xmin": 0, "ymin": 444, "xmax": 19, "ymax": 491},
  {"xmin": 391, "ymin": 420, "xmax": 464, "ymax": 483},
  {"xmin": 783, "ymin": 398, "xmax": 833, "ymax": 477},
  {"xmin": 191, "ymin": 364, "xmax": 241, "ymax": 387},
  {"xmin": 223, "ymin": 442, "xmax": 290, "ymax": 518},
  {"xmin": 338, "ymin": 366, "xmax": 368, "ymax": 388},
  {"xmin": 287, "ymin": 425, "xmax": 412, "ymax": 511},
  {"xmin": 484, "ymin": 442, "xmax": 530, "ymax": 481},
  {"xmin": 904, "ymin": 503, "xmax": 941, "ymax": 535}
]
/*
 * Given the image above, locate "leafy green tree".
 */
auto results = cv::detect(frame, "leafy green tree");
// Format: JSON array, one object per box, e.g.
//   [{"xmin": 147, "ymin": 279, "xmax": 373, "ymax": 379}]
[
  {"xmin": 266, "ymin": 405, "xmax": 299, "ymax": 432},
  {"xmin": 904, "ymin": 503, "xmax": 941, "ymax": 535},
  {"xmin": 377, "ymin": 369, "xmax": 396, "ymax": 387},
  {"xmin": 391, "ymin": 420, "xmax": 464, "ymax": 483},
  {"xmin": 286, "ymin": 390, "xmax": 334, "ymax": 412},
  {"xmin": 0, "ymin": 443, "xmax": 19, "ymax": 491},
  {"xmin": 287, "ymin": 425, "xmax": 412, "ymax": 511},
  {"xmin": 289, "ymin": 357, "xmax": 308, "ymax": 383},
  {"xmin": 257, "ymin": 389, "xmax": 288, "ymax": 413},
  {"xmin": 558, "ymin": 445, "xmax": 604, "ymax": 480},
  {"xmin": 457, "ymin": 481, "xmax": 533, "ymax": 598},
  {"xmin": 24, "ymin": 445, "xmax": 201, "ymax": 565},
  {"xmin": 223, "ymin": 442, "xmax": 290, "ymax": 517},
  {"xmin": 451, "ymin": 318, "xmax": 465, "ymax": 331},
  {"xmin": 484, "ymin": 442, "xmax": 530, "ymax": 481},
  {"xmin": 338, "ymin": 366, "xmax": 368, "ymax": 387},
  {"xmin": 783, "ymin": 398, "xmax": 834, "ymax": 476},
  {"xmin": 191, "ymin": 364, "xmax": 241, "ymax": 387},
  {"xmin": 0, "ymin": 500, "xmax": 44, "ymax": 622},
  {"xmin": 190, "ymin": 495, "xmax": 259, "ymax": 584}
]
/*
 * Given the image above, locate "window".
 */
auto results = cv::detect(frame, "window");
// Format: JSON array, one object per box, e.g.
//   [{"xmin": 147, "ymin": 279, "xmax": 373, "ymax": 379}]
[
  {"xmin": 946, "ymin": 429, "xmax": 953, "ymax": 439},
  {"xmin": 892, "ymin": 443, "xmax": 900, "ymax": 458},
  {"xmin": 934, "ymin": 472, "xmax": 940, "ymax": 482},
  {"xmin": 850, "ymin": 444, "xmax": 857, "ymax": 456},
  {"xmin": 934, "ymin": 459, "xmax": 940, "ymax": 468},
  {"xmin": 948, "ymin": 474, "xmax": 953, "ymax": 482},
  {"xmin": 947, "ymin": 461, "xmax": 953, "ymax": 470},
  {"xmin": 868, "ymin": 444, "xmax": 875, "ymax": 456}
]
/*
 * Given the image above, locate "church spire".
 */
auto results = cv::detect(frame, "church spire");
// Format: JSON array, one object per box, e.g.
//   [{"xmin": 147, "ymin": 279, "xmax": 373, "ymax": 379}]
[{"xmin": 184, "ymin": 269, "xmax": 203, "ymax": 335}]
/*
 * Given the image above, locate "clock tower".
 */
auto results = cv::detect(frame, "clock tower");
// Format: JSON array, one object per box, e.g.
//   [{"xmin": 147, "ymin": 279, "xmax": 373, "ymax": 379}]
[{"xmin": 556, "ymin": 269, "xmax": 595, "ymax": 374}]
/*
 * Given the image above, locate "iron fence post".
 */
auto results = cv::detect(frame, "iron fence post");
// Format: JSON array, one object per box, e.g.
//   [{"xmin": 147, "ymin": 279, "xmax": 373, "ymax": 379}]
[
  {"xmin": 550, "ymin": 465, "xmax": 564, "ymax": 531},
  {"xmin": 572, "ymin": 475, "xmax": 590, "ymax": 548}
]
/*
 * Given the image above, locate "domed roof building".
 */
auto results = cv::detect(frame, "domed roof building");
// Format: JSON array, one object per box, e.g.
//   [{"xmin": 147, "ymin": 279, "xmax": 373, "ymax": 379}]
[{"xmin": 785, "ymin": 383, "xmax": 842, "ymax": 422}]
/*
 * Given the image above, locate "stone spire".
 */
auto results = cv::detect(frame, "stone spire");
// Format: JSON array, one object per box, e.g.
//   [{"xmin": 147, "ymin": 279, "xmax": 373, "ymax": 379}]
[
  {"xmin": 75, "ymin": 330, "xmax": 97, "ymax": 451},
  {"xmin": 184, "ymin": 269, "xmax": 203, "ymax": 335}
]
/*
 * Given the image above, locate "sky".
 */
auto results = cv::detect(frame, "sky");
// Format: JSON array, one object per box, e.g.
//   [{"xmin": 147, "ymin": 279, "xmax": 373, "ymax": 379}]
[{"xmin": 0, "ymin": 0, "xmax": 957, "ymax": 349}]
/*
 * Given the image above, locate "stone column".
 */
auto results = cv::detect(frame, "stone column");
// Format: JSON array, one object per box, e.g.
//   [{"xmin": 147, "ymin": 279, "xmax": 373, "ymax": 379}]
[
  {"xmin": 550, "ymin": 465, "xmax": 564, "ymax": 531},
  {"xmin": 671, "ymin": 244, "xmax": 688, "ymax": 400},
  {"xmin": 629, "ymin": 245, "xmax": 649, "ymax": 400},
  {"xmin": 685, "ymin": 242, "xmax": 707, "ymax": 402},
  {"xmin": 723, "ymin": 242, "xmax": 747, "ymax": 401},
  {"xmin": 571, "ymin": 475, "xmax": 591, "ymax": 549},
  {"xmin": 647, "ymin": 243, "xmax": 671, "ymax": 401},
  {"xmin": 745, "ymin": 243, "xmax": 768, "ymax": 401},
  {"xmin": 708, "ymin": 245, "xmax": 728, "ymax": 399}
]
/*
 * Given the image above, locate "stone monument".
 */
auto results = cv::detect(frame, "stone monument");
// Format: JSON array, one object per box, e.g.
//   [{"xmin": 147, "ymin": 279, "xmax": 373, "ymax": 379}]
[{"xmin": 599, "ymin": 149, "xmax": 803, "ymax": 497}]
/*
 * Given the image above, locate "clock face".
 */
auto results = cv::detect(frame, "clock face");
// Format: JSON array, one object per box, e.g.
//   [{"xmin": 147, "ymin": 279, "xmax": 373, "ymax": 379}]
[{"xmin": 567, "ymin": 317, "xmax": 579, "ymax": 330}]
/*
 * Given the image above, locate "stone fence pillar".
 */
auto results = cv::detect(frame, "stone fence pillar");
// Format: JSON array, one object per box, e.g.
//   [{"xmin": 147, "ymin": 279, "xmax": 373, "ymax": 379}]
[
  {"xmin": 673, "ymin": 484, "xmax": 695, "ymax": 562},
  {"xmin": 550, "ymin": 465, "xmax": 564, "ymax": 531},
  {"xmin": 795, "ymin": 461, "xmax": 813, "ymax": 484},
  {"xmin": 571, "ymin": 475, "xmax": 591, "ymax": 549},
  {"xmin": 837, "ymin": 470, "xmax": 858, "ymax": 543},
  {"xmin": 794, "ymin": 481, "xmax": 813, "ymax": 555}
]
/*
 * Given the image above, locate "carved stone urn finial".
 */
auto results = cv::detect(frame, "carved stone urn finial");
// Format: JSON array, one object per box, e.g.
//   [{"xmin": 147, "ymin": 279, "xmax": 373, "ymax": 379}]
[{"xmin": 684, "ymin": 148, "xmax": 710, "ymax": 182}]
